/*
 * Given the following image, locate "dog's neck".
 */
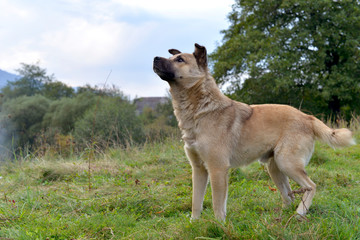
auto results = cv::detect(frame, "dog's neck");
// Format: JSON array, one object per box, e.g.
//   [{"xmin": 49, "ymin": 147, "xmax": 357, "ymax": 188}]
[{"xmin": 169, "ymin": 74, "xmax": 232, "ymax": 143}]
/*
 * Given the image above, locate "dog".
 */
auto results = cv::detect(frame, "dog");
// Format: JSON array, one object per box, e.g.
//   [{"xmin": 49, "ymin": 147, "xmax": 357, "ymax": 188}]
[{"xmin": 153, "ymin": 43, "xmax": 356, "ymax": 221}]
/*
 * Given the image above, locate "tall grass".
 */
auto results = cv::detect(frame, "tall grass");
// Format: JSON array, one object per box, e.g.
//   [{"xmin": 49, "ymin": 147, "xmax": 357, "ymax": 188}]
[{"xmin": 325, "ymin": 114, "xmax": 360, "ymax": 132}]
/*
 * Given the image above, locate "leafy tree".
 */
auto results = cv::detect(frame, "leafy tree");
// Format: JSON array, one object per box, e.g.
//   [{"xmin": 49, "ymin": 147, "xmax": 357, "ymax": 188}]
[
  {"xmin": 1, "ymin": 63, "xmax": 74, "ymax": 100},
  {"xmin": 211, "ymin": 0, "xmax": 360, "ymax": 117},
  {"xmin": 1, "ymin": 63, "xmax": 53, "ymax": 99},
  {"xmin": 42, "ymin": 81, "xmax": 75, "ymax": 100}
]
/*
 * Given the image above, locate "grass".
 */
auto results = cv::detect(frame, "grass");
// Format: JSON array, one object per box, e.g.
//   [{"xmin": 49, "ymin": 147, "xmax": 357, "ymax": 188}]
[{"xmin": 0, "ymin": 133, "xmax": 360, "ymax": 239}]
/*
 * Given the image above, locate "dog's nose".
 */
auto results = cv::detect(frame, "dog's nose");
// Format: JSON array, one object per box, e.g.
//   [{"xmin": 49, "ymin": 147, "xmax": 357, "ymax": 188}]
[{"xmin": 154, "ymin": 56, "xmax": 160, "ymax": 61}]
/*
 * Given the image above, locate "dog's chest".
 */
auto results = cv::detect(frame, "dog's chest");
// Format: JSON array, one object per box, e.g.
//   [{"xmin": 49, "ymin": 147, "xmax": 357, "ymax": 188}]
[
  {"xmin": 173, "ymin": 106, "xmax": 198, "ymax": 139},
  {"xmin": 180, "ymin": 125, "xmax": 197, "ymax": 147}
]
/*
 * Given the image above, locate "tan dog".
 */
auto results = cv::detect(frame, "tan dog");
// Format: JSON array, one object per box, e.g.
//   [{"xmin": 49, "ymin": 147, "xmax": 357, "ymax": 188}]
[{"xmin": 153, "ymin": 43, "xmax": 355, "ymax": 221}]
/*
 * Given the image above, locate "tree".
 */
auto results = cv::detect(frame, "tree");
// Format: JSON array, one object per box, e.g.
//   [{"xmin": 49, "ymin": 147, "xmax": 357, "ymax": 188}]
[
  {"xmin": 42, "ymin": 81, "xmax": 75, "ymax": 100},
  {"xmin": 1, "ymin": 62, "xmax": 74, "ymax": 100},
  {"xmin": 211, "ymin": 0, "xmax": 360, "ymax": 117}
]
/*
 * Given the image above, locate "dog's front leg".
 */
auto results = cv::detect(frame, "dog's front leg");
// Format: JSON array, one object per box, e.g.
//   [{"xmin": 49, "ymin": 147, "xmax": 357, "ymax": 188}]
[
  {"xmin": 191, "ymin": 164, "xmax": 208, "ymax": 219},
  {"xmin": 186, "ymin": 148, "xmax": 209, "ymax": 219},
  {"xmin": 209, "ymin": 167, "xmax": 229, "ymax": 221}
]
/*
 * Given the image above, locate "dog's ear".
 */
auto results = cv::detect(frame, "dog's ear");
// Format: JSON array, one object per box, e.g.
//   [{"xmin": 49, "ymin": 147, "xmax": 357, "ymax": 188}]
[
  {"xmin": 193, "ymin": 43, "xmax": 207, "ymax": 69},
  {"xmin": 169, "ymin": 49, "xmax": 181, "ymax": 55}
]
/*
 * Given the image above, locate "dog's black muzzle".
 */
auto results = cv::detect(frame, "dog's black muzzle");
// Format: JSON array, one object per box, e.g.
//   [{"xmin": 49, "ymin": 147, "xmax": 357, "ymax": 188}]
[{"xmin": 153, "ymin": 57, "xmax": 175, "ymax": 82}]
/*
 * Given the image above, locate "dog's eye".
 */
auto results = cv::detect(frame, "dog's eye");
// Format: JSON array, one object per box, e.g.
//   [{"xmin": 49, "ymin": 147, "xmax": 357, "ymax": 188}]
[{"xmin": 176, "ymin": 57, "xmax": 185, "ymax": 63}]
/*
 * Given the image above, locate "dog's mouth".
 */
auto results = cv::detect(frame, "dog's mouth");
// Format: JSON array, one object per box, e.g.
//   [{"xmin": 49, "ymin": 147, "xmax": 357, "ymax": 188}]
[{"xmin": 153, "ymin": 57, "xmax": 175, "ymax": 81}]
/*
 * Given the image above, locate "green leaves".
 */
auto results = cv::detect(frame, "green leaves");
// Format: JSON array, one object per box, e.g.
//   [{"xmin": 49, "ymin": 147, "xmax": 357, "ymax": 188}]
[
  {"xmin": 74, "ymin": 97, "xmax": 144, "ymax": 148},
  {"xmin": 1, "ymin": 95, "xmax": 51, "ymax": 147},
  {"xmin": 211, "ymin": 0, "xmax": 360, "ymax": 117}
]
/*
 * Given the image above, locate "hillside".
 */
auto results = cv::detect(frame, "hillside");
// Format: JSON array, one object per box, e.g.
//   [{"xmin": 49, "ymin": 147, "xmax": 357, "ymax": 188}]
[
  {"xmin": 0, "ymin": 69, "xmax": 18, "ymax": 88},
  {"xmin": 0, "ymin": 131, "xmax": 359, "ymax": 239}
]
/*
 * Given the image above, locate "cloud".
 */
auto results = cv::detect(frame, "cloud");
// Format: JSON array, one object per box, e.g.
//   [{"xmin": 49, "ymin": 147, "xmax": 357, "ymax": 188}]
[
  {"xmin": 0, "ymin": 0, "xmax": 155, "ymax": 74},
  {"xmin": 0, "ymin": 0, "xmax": 32, "ymax": 20},
  {"xmin": 0, "ymin": 0, "xmax": 233, "ymax": 97},
  {"xmin": 112, "ymin": 0, "xmax": 232, "ymax": 19},
  {"xmin": 0, "ymin": 48, "xmax": 42, "ymax": 72},
  {"xmin": 41, "ymin": 18, "xmax": 154, "ymax": 67}
]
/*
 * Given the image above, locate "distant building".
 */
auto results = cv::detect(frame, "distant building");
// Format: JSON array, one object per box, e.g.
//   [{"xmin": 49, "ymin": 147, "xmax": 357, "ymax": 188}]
[{"xmin": 134, "ymin": 97, "xmax": 169, "ymax": 115}]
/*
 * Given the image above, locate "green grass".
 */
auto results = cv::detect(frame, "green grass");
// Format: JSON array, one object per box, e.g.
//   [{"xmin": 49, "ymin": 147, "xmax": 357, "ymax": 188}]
[{"xmin": 0, "ymin": 134, "xmax": 360, "ymax": 240}]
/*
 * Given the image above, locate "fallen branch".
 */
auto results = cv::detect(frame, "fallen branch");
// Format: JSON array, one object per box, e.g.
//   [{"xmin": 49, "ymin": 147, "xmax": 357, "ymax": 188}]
[{"xmin": 288, "ymin": 187, "xmax": 312, "ymax": 197}]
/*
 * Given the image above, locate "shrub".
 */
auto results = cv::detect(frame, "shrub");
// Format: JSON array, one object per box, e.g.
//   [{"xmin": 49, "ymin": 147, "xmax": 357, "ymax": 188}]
[
  {"xmin": 0, "ymin": 95, "xmax": 51, "ymax": 151},
  {"xmin": 139, "ymin": 98, "xmax": 179, "ymax": 141},
  {"xmin": 42, "ymin": 92, "xmax": 97, "ymax": 133},
  {"xmin": 74, "ymin": 97, "xmax": 144, "ymax": 149}
]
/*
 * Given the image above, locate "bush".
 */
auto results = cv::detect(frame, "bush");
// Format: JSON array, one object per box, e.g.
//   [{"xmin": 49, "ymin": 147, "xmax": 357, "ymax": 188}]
[
  {"xmin": 139, "ymin": 98, "xmax": 179, "ymax": 141},
  {"xmin": 0, "ymin": 95, "xmax": 51, "ymax": 151},
  {"xmin": 42, "ymin": 92, "xmax": 97, "ymax": 133},
  {"xmin": 143, "ymin": 115, "xmax": 179, "ymax": 142},
  {"xmin": 74, "ymin": 97, "xmax": 144, "ymax": 148}
]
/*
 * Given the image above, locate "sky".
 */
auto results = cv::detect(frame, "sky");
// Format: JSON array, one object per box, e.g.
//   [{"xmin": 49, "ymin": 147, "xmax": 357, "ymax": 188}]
[{"xmin": 0, "ymin": 0, "xmax": 234, "ymax": 99}]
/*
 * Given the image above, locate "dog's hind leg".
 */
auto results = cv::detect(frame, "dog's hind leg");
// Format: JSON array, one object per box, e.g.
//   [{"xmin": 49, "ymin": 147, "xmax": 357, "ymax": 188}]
[
  {"xmin": 186, "ymin": 148, "xmax": 209, "ymax": 219},
  {"xmin": 283, "ymin": 168, "xmax": 316, "ymax": 216},
  {"xmin": 274, "ymin": 141, "xmax": 316, "ymax": 216},
  {"xmin": 267, "ymin": 157, "xmax": 294, "ymax": 207}
]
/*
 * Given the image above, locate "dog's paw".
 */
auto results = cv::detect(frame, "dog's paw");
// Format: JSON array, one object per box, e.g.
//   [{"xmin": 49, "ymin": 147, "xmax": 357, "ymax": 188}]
[{"xmin": 190, "ymin": 217, "xmax": 199, "ymax": 223}]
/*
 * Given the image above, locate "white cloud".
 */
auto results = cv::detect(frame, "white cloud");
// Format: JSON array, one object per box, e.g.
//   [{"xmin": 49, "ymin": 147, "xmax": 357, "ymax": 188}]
[
  {"xmin": 0, "ymin": 0, "xmax": 156, "ymax": 74},
  {"xmin": 112, "ymin": 0, "xmax": 233, "ymax": 19},
  {"xmin": 41, "ymin": 18, "xmax": 154, "ymax": 67},
  {"xmin": 0, "ymin": 0, "xmax": 32, "ymax": 20},
  {"xmin": 0, "ymin": 0, "xmax": 233, "ymax": 97},
  {"xmin": 0, "ymin": 35, "xmax": 44, "ymax": 72}
]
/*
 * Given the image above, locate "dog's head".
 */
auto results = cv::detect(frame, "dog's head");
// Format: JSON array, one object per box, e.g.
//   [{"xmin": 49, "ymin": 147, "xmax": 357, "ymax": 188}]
[{"xmin": 153, "ymin": 43, "xmax": 208, "ymax": 88}]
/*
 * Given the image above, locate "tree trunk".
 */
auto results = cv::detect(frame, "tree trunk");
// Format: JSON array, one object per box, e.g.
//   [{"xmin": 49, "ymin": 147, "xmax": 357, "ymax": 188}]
[{"xmin": 328, "ymin": 95, "xmax": 340, "ymax": 116}]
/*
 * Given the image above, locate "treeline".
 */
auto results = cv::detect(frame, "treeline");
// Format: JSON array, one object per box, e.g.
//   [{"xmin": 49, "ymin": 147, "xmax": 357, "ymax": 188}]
[{"xmin": 0, "ymin": 63, "xmax": 176, "ymax": 159}]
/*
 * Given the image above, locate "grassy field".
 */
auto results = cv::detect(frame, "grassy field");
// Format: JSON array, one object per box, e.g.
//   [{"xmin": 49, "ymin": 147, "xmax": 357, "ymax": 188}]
[{"xmin": 0, "ymin": 133, "xmax": 360, "ymax": 239}]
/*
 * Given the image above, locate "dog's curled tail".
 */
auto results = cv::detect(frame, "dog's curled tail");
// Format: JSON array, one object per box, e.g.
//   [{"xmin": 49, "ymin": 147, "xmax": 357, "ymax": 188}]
[{"xmin": 312, "ymin": 117, "xmax": 356, "ymax": 148}]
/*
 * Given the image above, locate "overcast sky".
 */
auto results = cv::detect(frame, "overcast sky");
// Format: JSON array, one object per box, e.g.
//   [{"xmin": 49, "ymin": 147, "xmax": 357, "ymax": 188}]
[{"xmin": 0, "ymin": 0, "xmax": 233, "ymax": 99}]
